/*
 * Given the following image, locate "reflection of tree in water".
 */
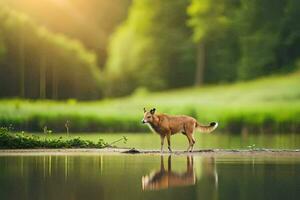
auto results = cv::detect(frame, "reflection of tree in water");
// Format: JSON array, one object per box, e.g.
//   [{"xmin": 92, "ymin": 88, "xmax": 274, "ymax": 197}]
[{"xmin": 142, "ymin": 155, "xmax": 218, "ymax": 191}]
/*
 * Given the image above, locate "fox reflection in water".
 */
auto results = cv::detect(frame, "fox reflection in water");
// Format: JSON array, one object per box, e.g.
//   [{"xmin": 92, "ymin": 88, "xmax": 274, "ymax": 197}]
[{"xmin": 142, "ymin": 156, "xmax": 218, "ymax": 191}]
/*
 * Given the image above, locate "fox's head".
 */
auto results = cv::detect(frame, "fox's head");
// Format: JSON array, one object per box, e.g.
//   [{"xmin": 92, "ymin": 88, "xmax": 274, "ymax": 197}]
[{"xmin": 142, "ymin": 108, "xmax": 156, "ymax": 124}]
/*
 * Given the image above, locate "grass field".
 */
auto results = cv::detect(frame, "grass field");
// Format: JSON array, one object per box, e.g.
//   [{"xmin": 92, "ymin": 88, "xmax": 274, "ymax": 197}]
[{"xmin": 0, "ymin": 72, "xmax": 299, "ymax": 133}]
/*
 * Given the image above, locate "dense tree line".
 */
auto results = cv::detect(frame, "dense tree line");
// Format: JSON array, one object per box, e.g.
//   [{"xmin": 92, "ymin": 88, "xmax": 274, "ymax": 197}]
[
  {"xmin": 235, "ymin": 0, "xmax": 300, "ymax": 79},
  {"xmin": 105, "ymin": 0, "xmax": 195, "ymax": 96},
  {"xmin": 106, "ymin": 0, "xmax": 300, "ymax": 96},
  {"xmin": 0, "ymin": 7, "xmax": 101, "ymax": 99},
  {"xmin": 0, "ymin": 0, "xmax": 299, "ymax": 99},
  {"xmin": 1, "ymin": 0, "xmax": 131, "ymax": 68}
]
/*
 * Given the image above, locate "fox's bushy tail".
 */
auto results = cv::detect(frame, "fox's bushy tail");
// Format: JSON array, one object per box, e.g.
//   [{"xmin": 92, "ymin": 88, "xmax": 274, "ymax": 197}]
[{"xmin": 196, "ymin": 122, "xmax": 218, "ymax": 133}]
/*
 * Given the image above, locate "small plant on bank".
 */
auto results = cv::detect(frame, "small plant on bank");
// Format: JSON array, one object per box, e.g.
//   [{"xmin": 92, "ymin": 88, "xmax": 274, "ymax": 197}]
[
  {"xmin": 107, "ymin": 136, "xmax": 128, "ymax": 147},
  {"xmin": 247, "ymin": 144, "xmax": 257, "ymax": 150},
  {"xmin": 65, "ymin": 120, "xmax": 70, "ymax": 137},
  {"xmin": 247, "ymin": 144, "xmax": 265, "ymax": 151},
  {"xmin": 43, "ymin": 126, "xmax": 53, "ymax": 136}
]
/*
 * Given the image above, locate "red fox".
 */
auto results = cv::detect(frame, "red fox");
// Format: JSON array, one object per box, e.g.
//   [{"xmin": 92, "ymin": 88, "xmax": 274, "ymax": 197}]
[{"xmin": 142, "ymin": 108, "xmax": 218, "ymax": 152}]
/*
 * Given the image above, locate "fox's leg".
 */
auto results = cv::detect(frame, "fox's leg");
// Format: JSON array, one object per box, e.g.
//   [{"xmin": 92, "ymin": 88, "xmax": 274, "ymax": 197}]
[
  {"xmin": 186, "ymin": 124, "xmax": 196, "ymax": 152},
  {"xmin": 190, "ymin": 134, "xmax": 196, "ymax": 152},
  {"xmin": 167, "ymin": 134, "xmax": 172, "ymax": 152},
  {"xmin": 186, "ymin": 135, "xmax": 192, "ymax": 152},
  {"xmin": 187, "ymin": 134, "xmax": 196, "ymax": 152},
  {"xmin": 160, "ymin": 135, "xmax": 165, "ymax": 153}
]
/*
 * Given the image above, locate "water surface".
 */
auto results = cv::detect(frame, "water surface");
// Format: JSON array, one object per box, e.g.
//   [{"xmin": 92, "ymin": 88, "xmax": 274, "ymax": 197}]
[
  {"xmin": 41, "ymin": 132, "xmax": 300, "ymax": 150},
  {"xmin": 0, "ymin": 154, "xmax": 299, "ymax": 200}
]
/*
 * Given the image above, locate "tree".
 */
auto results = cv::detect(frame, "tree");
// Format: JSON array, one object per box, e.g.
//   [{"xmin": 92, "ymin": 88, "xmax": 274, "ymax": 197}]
[
  {"xmin": 0, "ymin": 31, "xmax": 5, "ymax": 94},
  {"xmin": 188, "ymin": 0, "xmax": 240, "ymax": 84},
  {"xmin": 105, "ymin": 0, "xmax": 195, "ymax": 96},
  {"xmin": 2, "ymin": 0, "xmax": 132, "ymax": 68},
  {"xmin": 277, "ymin": 0, "xmax": 300, "ymax": 71},
  {"xmin": 236, "ymin": 0, "xmax": 288, "ymax": 79},
  {"xmin": 0, "ymin": 6, "xmax": 102, "ymax": 99}
]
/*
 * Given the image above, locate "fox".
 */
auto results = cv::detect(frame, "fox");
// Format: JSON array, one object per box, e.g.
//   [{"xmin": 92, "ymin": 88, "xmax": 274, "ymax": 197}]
[{"xmin": 142, "ymin": 108, "xmax": 218, "ymax": 152}]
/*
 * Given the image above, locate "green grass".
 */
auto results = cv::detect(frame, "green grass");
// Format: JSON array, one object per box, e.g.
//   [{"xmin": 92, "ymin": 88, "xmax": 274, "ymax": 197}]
[
  {"xmin": 0, "ymin": 127, "xmax": 108, "ymax": 149},
  {"xmin": 0, "ymin": 72, "xmax": 300, "ymax": 133}
]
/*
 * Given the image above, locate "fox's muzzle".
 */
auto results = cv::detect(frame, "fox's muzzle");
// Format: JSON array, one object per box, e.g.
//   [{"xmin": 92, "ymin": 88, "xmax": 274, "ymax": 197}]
[{"xmin": 141, "ymin": 119, "xmax": 147, "ymax": 124}]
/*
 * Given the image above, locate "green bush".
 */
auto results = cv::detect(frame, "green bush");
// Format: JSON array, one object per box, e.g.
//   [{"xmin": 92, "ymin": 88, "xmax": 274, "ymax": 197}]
[{"xmin": 0, "ymin": 127, "xmax": 108, "ymax": 149}]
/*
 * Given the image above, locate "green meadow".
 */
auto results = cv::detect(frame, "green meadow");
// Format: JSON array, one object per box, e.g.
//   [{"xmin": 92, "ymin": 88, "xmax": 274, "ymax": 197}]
[{"xmin": 1, "ymin": 72, "xmax": 299, "ymax": 134}]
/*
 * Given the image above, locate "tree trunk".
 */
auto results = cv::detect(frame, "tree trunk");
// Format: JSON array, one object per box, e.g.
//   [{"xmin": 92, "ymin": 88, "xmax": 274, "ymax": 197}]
[
  {"xmin": 194, "ymin": 42, "xmax": 205, "ymax": 86},
  {"xmin": 52, "ymin": 63, "xmax": 58, "ymax": 100},
  {"xmin": 39, "ymin": 53, "xmax": 46, "ymax": 99},
  {"xmin": 19, "ymin": 25, "xmax": 25, "ymax": 97}
]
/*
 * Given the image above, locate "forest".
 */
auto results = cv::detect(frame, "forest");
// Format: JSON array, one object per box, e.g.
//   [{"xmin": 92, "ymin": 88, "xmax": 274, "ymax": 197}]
[{"xmin": 0, "ymin": 0, "xmax": 299, "ymax": 99}]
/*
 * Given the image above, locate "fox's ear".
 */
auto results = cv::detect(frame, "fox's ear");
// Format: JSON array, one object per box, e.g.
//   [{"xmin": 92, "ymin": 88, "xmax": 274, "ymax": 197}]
[
  {"xmin": 150, "ymin": 108, "xmax": 156, "ymax": 114},
  {"xmin": 143, "ymin": 107, "xmax": 147, "ymax": 113}
]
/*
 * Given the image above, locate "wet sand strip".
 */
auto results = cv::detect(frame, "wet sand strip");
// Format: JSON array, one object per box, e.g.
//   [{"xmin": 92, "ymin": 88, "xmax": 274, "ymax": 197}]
[{"xmin": 0, "ymin": 148, "xmax": 299, "ymax": 157}]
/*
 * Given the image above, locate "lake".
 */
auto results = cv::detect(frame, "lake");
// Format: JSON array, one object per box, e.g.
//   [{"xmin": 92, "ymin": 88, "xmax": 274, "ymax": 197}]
[
  {"xmin": 40, "ymin": 132, "xmax": 300, "ymax": 150},
  {"xmin": 0, "ymin": 153, "xmax": 299, "ymax": 200},
  {"xmin": 1, "ymin": 132, "xmax": 299, "ymax": 200}
]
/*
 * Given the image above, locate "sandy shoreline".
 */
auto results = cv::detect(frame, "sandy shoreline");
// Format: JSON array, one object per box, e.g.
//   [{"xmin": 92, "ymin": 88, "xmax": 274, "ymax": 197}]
[{"xmin": 0, "ymin": 148, "xmax": 299, "ymax": 157}]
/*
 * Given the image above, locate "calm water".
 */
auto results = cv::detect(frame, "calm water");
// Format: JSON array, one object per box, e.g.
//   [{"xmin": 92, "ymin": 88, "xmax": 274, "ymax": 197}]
[
  {"xmin": 44, "ymin": 132, "xmax": 300, "ymax": 150},
  {"xmin": 0, "ymin": 154, "xmax": 299, "ymax": 200}
]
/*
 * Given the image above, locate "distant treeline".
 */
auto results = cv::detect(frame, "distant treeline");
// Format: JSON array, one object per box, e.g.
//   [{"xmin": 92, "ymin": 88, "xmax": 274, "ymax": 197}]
[
  {"xmin": 0, "ymin": 7, "xmax": 101, "ymax": 99},
  {"xmin": 106, "ymin": 0, "xmax": 300, "ymax": 96},
  {"xmin": 0, "ymin": 0, "xmax": 300, "ymax": 99},
  {"xmin": 1, "ymin": 0, "xmax": 131, "ymax": 68}
]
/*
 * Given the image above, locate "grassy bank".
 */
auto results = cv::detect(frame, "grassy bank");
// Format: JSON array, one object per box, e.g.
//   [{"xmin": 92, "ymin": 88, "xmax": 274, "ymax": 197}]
[
  {"xmin": 0, "ymin": 72, "xmax": 300, "ymax": 133},
  {"xmin": 0, "ymin": 128, "xmax": 108, "ymax": 149}
]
